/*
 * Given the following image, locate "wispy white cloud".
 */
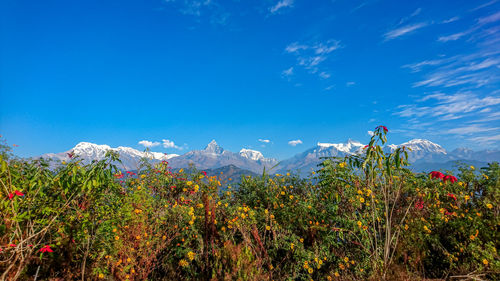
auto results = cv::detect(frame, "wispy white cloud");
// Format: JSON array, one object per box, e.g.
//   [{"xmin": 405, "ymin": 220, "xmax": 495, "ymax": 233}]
[
  {"xmin": 468, "ymin": 134, "xmax": 500, "ymax": 146},
  {"xmin": 258, "ymin": 139, "xmax": 271, "ymax": 143},
  {"xmin": 438, "ymin": 31, "xmax": 471, "ymax": 42},
  {"xmin": 346, "ymin": 81, "xmax": 356, "ymax": 87},
  {"xmin": 477, "ymin": 10, "xmax": 500, "ymax": 25},
  {"xmin": 283, "ymin": 39, "xmax": 341, "ymax": 79},
  {"xmin": 281, "ymin": 67, "xmax": 294, "ymax": 78},
  {"xmin": 441, "ymin": 16, "xmax": 460, "ymax": 24},
  {"xmin": 383, "ymin": 22, "xmax": 428, "ymax": 41},
  {"xmin": 471, "ymin": 0, "xmax": 499, "ymax": 11},
  {"xmin": 138, "ymin": 140, "xmax": 161, "ymax": 148},
  {"xmin": 446, "ymin": 125, "xmax": 499, "ymax": 135},
  {"xmin": 269, "ymin": 0, "xmax": 294, "ymax": 14},
  {"xmin": 162, "ymin": 139, "xmax": 183, "ymax": 150},
  {"xmin": 288, "ymin": 139, "xmax": 303, "ymax": 146}
]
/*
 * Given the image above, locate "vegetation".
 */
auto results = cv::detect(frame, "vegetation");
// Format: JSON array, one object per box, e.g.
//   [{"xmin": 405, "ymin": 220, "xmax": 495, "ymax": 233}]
[{"xmin": 1, "ymin": 128, "xmax": 498, "ymax": 280}]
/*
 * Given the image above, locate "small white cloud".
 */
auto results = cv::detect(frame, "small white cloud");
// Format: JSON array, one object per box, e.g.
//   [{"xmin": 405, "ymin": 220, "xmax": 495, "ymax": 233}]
[
  {"xmin": 441, "ymin": 16, "xmax": 460, "ymax": 24},
  {"xmin": 269, "ymin": 0, "xmax": 294, "ymax": 14},
  {"xmin": 281, "ymin": 67, "xmax": 294, "ymax": 78},
  {"xmin": 258, "ymin": 139, "xmax": 271, "ymax": 143},
  {"xmin": 367, "ymin": 131, "xmax": 374, "ymax": 136},
  {"xmin": 138, "ymin": 140, "xmax": 161, "ymax": 148},
  {"xmin": 288, "ymin": 139, "xmax": 303, "ymax": 146},
  {"xmin": 319, "ymin": 72, "xmax": 331, "ymax": 79},
  {"xmin": 384, "ymin": 22, "xmax": 428, "ymax": 41},
  {"xmin": 162, "ymin": 139, "xmax": 182, "ymax": 150},
  {"xmin": 346, "ymin": 81, "xmax": 356, "ymax": 86}
]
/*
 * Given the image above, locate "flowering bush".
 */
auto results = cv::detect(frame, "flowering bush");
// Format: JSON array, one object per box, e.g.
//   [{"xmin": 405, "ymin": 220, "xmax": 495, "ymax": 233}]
[{"xmin": 0, "ymin": 132, "xmax": 498, "ymax": 280}]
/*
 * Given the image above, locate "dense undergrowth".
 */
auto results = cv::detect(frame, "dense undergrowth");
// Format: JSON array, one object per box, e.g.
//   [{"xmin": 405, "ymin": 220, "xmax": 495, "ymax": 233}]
[{"xmin": 1, "ymin": 128, "xmax": 498, "ymax": 280}]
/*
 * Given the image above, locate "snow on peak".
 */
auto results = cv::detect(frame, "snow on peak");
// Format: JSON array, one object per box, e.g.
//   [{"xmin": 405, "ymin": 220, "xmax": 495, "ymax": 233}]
[
  {"xmin": 204, "ymin": 140, "xmax": 224, "ymax": 154},
  {"xmin": 399, "ymin": 139, "xmax": 447, "ymax": 154},
  {"xmin": 316, "ymin": 139, "xmax": 364, "ymax": 153},
  {"xmin": 239, "ymin": 148, "xmax": 265, "ymax": 161}
]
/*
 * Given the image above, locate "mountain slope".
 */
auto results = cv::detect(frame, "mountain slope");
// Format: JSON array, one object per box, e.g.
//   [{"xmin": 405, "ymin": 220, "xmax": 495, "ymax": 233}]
[
  {"xmin": 168, "ymin": 140, "xmax": 277, "ymax": 173},
  {"xmin": 41, "ymin": 142, "xmax": 179, "ymax": 170}
]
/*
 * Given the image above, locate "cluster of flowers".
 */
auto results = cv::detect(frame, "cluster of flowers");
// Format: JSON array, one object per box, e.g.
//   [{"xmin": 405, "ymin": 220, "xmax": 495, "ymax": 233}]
[{"xmin": 429, "ymin": 171, "xmax": 458, "ymax": 183}]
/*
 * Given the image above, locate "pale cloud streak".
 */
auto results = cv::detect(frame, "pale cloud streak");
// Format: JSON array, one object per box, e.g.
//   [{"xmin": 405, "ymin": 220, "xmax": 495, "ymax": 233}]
[
  {"xmin": 288, "ymin": 139, "xmax": 303, "ymax": 146},
  {"xmin": 283, "ymin": 39, "xmax": 341, "ymax": 79},
  {"xmin": 269, "ymin": 0, "xmax": 294, "ymax": 14},
  {"xmin": 138, "ymin": 140, "xmax": 161, "ymax": 148},
  {"xmin": 383, "ymin": 22, "xmax": 428, "ymax": 41},
  {"xmin": 162, "ymin": 139, "xmax": 183, "ymax": 150},
  {"xmin": 258, "ymin": 139, "xmax": 271, "ymax": 143}
]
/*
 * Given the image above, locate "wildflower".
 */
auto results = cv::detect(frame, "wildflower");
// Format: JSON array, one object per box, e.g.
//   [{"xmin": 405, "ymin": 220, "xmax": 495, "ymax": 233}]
[
  {"xmin": 14, "ymin": 190, "xmax": 24, "ymax": 196},
  {"xmin": 423, "ymin": 225, "xmax": 431, "ymax": 233},
  {"xmin": 447, "ymin": 193, "xmax": 457, "ymax": 201},
  {"xmin": 357, "ymin": 221, "xmax": 362, "ymax": 227},
  {"xmin": 464, "ymin": 195, "xmax": 470, "ymax": 202},
  {"xmin": 39, "ymin": 245, "xmax": 53, "ymax": 253},
  {"xmin": 443, "ymin": 175, "xmax": 458, "ymax": 184},
  {"xmin": 483, "ymin": 259, "xmax": 488, "ymax": 265},
  {"xmin": 486, "ymin": 203, "xmax": 493, "ymax": 209},
  {"xmin": 9, "ymin": 244, "xmax": 16, "ymax": 247},
  {"xmin": 429, "ymin": 171, "xmax": 445, "ymax": 180},
  {"xmin": 339, "ymin": 162, "xmax": 346, "ymax": 168},
  {"xmin": 127, "ymin": 257, "xmax": 131, "ymax": 262},
  {"xmin": 289, "ymin": 195, "xmax": 294, "ymax": 200},
  {"xmin": 376, "ymin": 125, "xmax": 388, "ymax": 133},
  {"xmin": 266, "ymin": 225, "xmax": 271, "ymax": 231},
  {"xmin": 339, "ymin": 263, "xmax": 345, "ymax": 270},
  {"xmin": 344, "ymin": 257, "xmax": 349, "ymax": 263},
  {"xmin": 187, "ymin": 251, "xmax": 195, "ymax": 261},
  {"xmin": 308, "ymin": 268, "xmax": 313, "ymax": 274},
  {"xmin": 179, "ymin": 259, "xmax": 189, "ymax": 267},
  {"xmin": 115, "ymin": 236, "xmax": 120, "ymax": 240},
  {"xmin": 186, "ymin": 181, "xmax": 193, "ymax": 186},
  {"xmin": 470, "ymin": 165, "xmax": 475, "ymax": 170},
  {"xmin": 98, "ymin": 273, "xmax": 104, "ymax": 279},
  {"xmin": 290, "ymin": 243, "xmax": 294, "ymax": 250},
  {"xmin": 359, "ymin": 197, "xmax": 365, "ymax": 203},
  {"xmin": 334, "ymin": 272, "xmax": 340, "ymax": 277},
  {"xmin": 415, "ymin": 198, "xmax": 424, "ymax": 210}
]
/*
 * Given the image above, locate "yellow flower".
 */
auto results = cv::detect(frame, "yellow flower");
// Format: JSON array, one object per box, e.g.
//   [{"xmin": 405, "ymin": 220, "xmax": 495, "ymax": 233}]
[
  {"xmin": 359, "ymin": 197, "xmax": 365, "ymax": 203},
  {"xmin": 115, "ymin": 235, "xmax": 120, "ymax": 241},
  {"xmin": 281, "ymin": 191, "xmax": 285, "ymax": 195},
  {"xmin": 334, "ymin": 272, "xmax": 340, "ymax": 277},
  {"xmin": 357, "ymin": 221, "xmax": 362, "ymax": 227},
  {"xmin": 140, "ymin": 174, "xmax": 146, "ymax": 178},
  {"xmin": 127, "ymin": 257, "xmax": 131, "ymax": 262},
  {"xmin": 486, "ymin": 203, "xmax": 493, "ymax": 209},
  {"xmin": 289, "ymin": 195, "xmax": 294, "ymax": 200},
  {"xmin": 339, "ymin": 162, "xmax": 346, "ymax": 168},
  {"xmin": 265, "ymin": 225, "xmax": 271, "ymax": 231},
  {"xmin": 137, "ymin": 185, "xmax": 142, "ymax": 190},
  {"xmin": 464, "ymin": 195, "xmax": 470, "ymax": 201},
  {"xmin": 308, "ymin": 268, "xmax": 313, "ymax": 274},
  {"xmin": 179, "ymin": 168, "xmax": 184, "ymax": 173},
  {"xmin": 136, "ymin": 235, "xmax": 141, "ymax": 240},
  {"xmin": 134, "ymin": 209, "xmax": 142, "ymax": 214},
  {"xmin": 187, "ymin": 251, "xmax": 195, "ymax": 261},
  {"xmin": 339, "ymin": 263, "xmax": 345, "ymax": 270},
  {"xmin": 98, "ymin": 273, "xmax": 104, "ymax": 279},
  {"xmin": 344, "ymin": 257, "xmax": 349, "ymax": 263},
  {"xmin": 112, "ymin": 228, "xmax": 117, "ymax": 232},
  {"xmin": 290, "ymin": 243, "xmax": 294, "ymax": 250},
  {"xmin": 470, "ymin": 165, "xmax": 475, "ymax": 170},
  {"xmin": 162, "ymin": 235, "xmax": 166, "ymax": 240},
  {"xmin": 179, "ymin": 259, "xmax": 189, "ymax": 267},
  {"xmin": 299, "ymin": 238, "xmax": 304, "ymax": 243},
  {"xmin": 483, "ymin": 259, "xmax": 488, "ymax": 265},
  {"xmin": 470, "ymin": 235, "xmax": 475, "ymax": 240}
]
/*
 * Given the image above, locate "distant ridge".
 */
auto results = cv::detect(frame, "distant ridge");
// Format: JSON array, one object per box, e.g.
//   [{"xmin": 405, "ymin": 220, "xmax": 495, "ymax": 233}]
[{"xmin": 40, "ymin": 139, "xmax": 499, "ymax": 176}]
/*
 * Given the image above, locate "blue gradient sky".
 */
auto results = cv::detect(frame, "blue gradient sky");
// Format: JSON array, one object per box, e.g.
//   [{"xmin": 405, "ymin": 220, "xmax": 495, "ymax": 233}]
[{"xmin": 1, "ymin": 0, "xmax": 499, "ymax": 159}]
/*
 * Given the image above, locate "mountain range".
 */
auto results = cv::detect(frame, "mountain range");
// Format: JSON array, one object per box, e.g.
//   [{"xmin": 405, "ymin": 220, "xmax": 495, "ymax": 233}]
[{"xmin": 40, "ymin": 139, "xmax": 500, "ymax": 176}]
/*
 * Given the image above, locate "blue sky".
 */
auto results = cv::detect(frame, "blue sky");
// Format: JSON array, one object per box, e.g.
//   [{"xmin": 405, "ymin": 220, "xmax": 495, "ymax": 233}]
[{"xmin": 1, "ymin": 0, "xmax": 499, "ymax": 160}]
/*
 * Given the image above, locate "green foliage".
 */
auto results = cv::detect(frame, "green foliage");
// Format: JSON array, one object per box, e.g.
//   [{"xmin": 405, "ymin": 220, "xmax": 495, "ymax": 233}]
[{"xmin": 0, "ymin": 131, "xmax": 498, "ymax": 280}]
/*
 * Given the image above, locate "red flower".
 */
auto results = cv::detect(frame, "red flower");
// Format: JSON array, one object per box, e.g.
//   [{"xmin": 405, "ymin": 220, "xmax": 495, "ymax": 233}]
[
  {"xmin": 114, "ymin": 174, "xmax": 124, "ymax": 179},
  {"xmin": 39, "ymin": 245, "xmax": 53, "ymax": 253},
  {"xmin": 14, "ymin": 190, "xmax": 24, "ymax": 196},
  {"xmin": 202, "ymin": 171, "xmax": 207, "ymax": 176},
  {"xmin": 415, "ymin": 198, "xmax": 424, "ymax": 210},
  {"xmin": 443, "ymin": 175, "xmax": 458, "ymax": 183},
  {"xmin": 447, "ymin": 193, "xmax": 457, "ymax": 201},
  {"xmin": 376, "ymin": 125, "xmax": 389, "ymax": 133},
  {"xmin": 429, "ymin": 171, "xmax": 445, "ymax": 180},
  {"xmin": 9, "ymin": 243, "xmax": 16, "ymax": 247},
  {"xmin": 8, "ymin": 193, "xmax": 15, "ymax": 200}
]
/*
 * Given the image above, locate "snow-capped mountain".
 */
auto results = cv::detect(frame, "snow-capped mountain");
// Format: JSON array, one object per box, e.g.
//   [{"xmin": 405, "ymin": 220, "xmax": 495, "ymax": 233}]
[
  {"xmin": 39, "ymin": 138, "xmax": 499, "ymax": 176},
  {"xmin": 41, "ymin": 142, "xmax": 179, "ymax": 170},
  {"xmin": 167, "ymin": 140, "xmax": 277, "ymax": 173},
  {"xmin": 385, "ymin": 139, "xmax": 448, "ymax": 162},
  {"xmin": 277, "ymin": 139, "xmax": 365, "ymax": 174}
]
